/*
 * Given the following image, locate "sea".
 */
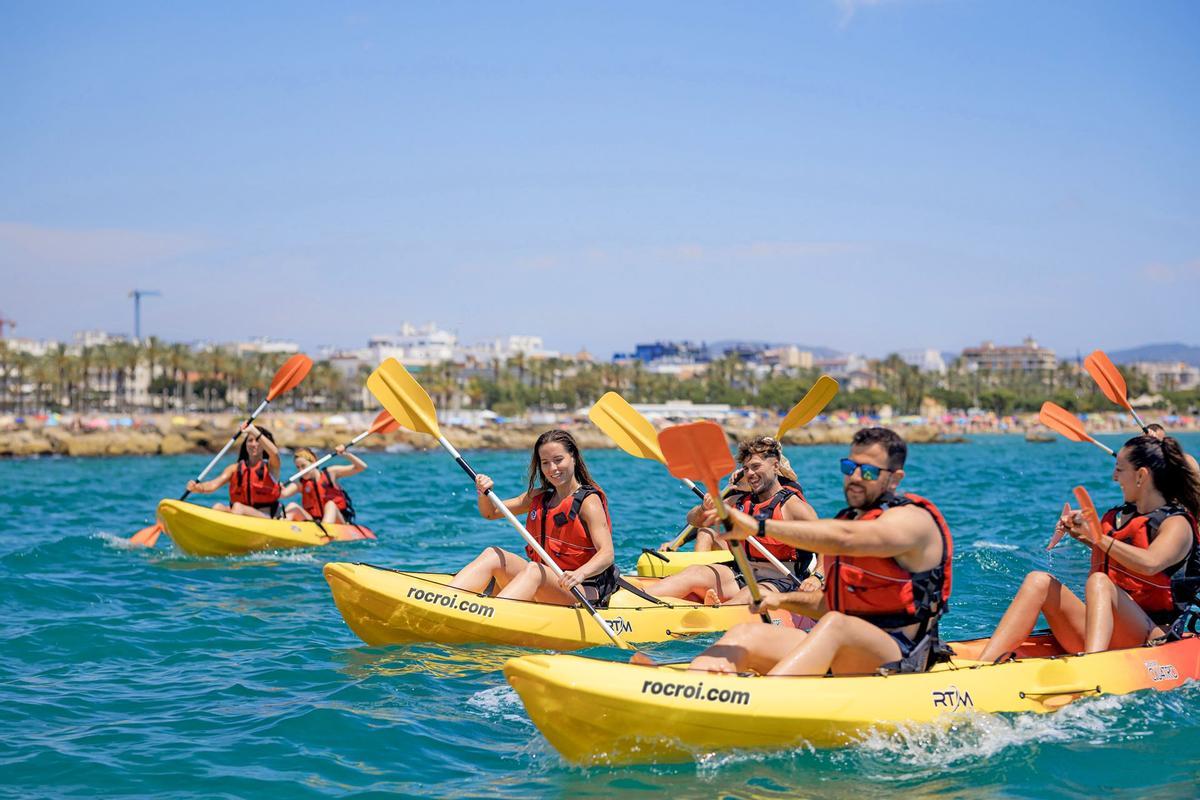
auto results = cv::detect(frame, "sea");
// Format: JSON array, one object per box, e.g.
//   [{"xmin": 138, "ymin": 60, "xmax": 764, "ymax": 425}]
[{"xmin": 2, "ymin": 433, "xmax": 1198, "ymax": 799}]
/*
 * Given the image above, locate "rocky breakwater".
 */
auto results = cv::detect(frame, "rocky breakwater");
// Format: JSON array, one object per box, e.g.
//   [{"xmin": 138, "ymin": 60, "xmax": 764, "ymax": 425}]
[{"xmin": 0, "ymin": 415, "xmax": 617, "ymax": 458}]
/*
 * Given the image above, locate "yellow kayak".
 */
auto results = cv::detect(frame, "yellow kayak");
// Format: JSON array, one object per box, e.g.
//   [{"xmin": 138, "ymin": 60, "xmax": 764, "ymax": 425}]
[
  {"xmin": 635, "ymin": 548, "xmax": 733, "ymax": 578},
  {"xmin": 157, "ymin": 499, "xmax": 376, "ymax": 557},
  {"xmin": 323, "ymin": 562, "xmax": 810, "ymax": 650},
  {"xmin": 504, "ymin": 633, "xmax": 1200, "ymax": 765}
]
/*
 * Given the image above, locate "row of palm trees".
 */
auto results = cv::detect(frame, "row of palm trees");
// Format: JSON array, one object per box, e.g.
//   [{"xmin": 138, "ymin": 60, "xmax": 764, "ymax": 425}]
[
  {"xmin": 0, "ymin": 338, "xmax": 1176, "ymax": 417},
  {"xmin": 0, "ymin": 339, "xmax": 366, "ymax": 415}
]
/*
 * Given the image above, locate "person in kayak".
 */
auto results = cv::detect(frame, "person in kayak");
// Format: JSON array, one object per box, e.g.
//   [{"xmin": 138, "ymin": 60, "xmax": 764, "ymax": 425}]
[
  {"xmin": 280, "ymin": 446, "xmax": 366, "ymax": 524},
  {"xmin": 186, "ymin": 425, "xmax": 282, "ymax": 517},
  {"xmin": 448, "ymin": 429, "xmax": 619, "ymax": 605},
  {"xmin": 979, "ymin": 434, "xmax": 1200, "ymax": 661},
  {"xmin": 687, "ymin": 427, "xmax": 954, "ymax": 676},
  {"xmin": 650, "ymin": 436, "xmax": 820, "ymax": 604}
]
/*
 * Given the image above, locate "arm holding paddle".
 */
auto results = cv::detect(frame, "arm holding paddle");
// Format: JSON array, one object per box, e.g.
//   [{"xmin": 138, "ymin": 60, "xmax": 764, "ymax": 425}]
[
  {"xmin": 186, "ymin": 463, "xmax": 237, "ymax": 495},
  {"xmin": 1056, "ymin": 505, "xmax": 1193, "ymax": 575},
  {"xmin": 325, "ymin": 445, "xmax": 367, "ymax": 478},
  {"xmin": 474, "ymin": 474, "xmax": 533, "ymax": 520},
  {"xmin": 718, "ymin": 504, "xmax": 931, "ymax": 560}
]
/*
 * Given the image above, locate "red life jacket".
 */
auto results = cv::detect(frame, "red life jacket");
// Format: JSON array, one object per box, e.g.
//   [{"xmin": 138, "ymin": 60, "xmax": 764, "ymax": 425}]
[
  {"xmin": 525, "ymin": 486, "xmax": 611, "ymax": 572},
  {"xmin": 229, "ymin": 460, "xmax": 281, "ymax": 508},
  {"xmin": 1099, "ymin": 502, "xmax": 1200, "ymax": 614},
  {"xmin": 301, "ymin": 469, "xmax": 351, "ymax": 518},
  {"xmin": 733, "ymin": 480, "xmax": 811, "ymax": 564},
  {"xmin": 825, "ymin": 493, "xmax": 953, "ymax": 629}
]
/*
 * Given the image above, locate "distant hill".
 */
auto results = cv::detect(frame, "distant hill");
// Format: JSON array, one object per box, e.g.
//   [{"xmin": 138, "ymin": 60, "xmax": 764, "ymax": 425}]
[
  {"xmin": 1108, "ymin": 343, "xmax": 1200, "ymax": 367},
  {"xmin": 707, "ymin": 340, "xmax": 842, "ymax": 360}
]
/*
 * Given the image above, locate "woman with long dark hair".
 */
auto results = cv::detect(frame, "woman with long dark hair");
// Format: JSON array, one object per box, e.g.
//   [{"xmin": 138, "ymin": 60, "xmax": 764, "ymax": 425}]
[
  {"xmin": 185, "ymin": 424, "xmax": 282, "ymax": 518},
  {"xmin": 981, "ymin": 435, "xmax": 1200, "ymax": 660},
  {"xmin": 448, "ymin": 429, "xmax": 618, "ymax": 605}
]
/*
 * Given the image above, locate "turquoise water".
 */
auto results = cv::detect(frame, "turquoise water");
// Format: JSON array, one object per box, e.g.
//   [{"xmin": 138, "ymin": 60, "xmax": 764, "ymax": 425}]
[{"xmin": 3, "ymin": 433, "xmax": 1199, "ymax": 799}]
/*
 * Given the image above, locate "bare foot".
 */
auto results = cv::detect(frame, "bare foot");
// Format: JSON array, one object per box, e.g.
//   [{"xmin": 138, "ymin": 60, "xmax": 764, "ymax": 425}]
[{"xmin": 703, "ymin": 588, "xmax": 721, "ymax": 607}]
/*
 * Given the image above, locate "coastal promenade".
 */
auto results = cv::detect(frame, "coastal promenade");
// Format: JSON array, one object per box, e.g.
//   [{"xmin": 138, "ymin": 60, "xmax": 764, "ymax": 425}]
[{"xmin": 1, "ymin": 409, "xmax": 1193, "ymax": 458}]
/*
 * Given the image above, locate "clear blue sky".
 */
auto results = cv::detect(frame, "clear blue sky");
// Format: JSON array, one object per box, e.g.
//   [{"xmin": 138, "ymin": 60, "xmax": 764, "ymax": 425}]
[{"xmin": 2, "ymin": 1, "xmax": 1197, "ymax": 358}]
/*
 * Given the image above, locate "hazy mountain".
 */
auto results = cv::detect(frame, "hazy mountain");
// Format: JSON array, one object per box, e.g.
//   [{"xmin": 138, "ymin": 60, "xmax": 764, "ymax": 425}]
[{"xmin": 1108, "ymin": 343, "xmax": 1200, "ymax": 367}]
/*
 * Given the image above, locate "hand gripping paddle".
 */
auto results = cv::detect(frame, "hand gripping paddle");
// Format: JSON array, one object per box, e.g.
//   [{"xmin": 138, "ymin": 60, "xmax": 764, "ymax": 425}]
[{"xmin": 658, "ymin": 421, "xmax": 772, "ymax": 623}]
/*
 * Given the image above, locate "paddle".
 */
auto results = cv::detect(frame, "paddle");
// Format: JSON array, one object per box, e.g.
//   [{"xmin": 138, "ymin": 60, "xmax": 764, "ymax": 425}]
[
  {"xmin": 659, "ymin": 421, "xmax": 772, "ymax": 623},
  {"xmin": 1046, "ymin": 502, "xmax": 1073, "ymax": 550},
  {"xmin": 284, "ymin": 410, "xmax": 398, "ymax": 485},
  {"xmin": 1038, "ymin": 401, "xmax": 1116, "ymax": 458},
  {"xmin": 592, "ymin": 376, "xmax": 839, "ymax": 553},
  {"xmin": 1072, "ymin": 486, "xmax": 1104, "ymax": 545},
  {"xmin": 129, "ymin": 353, "xmax": 314, "ymax": 547},
  {"xmin": 1084, "ymin": 350, "xmax": 1149, "ymax": 433},
  {"xmin": 366, "ymin": 358, "xmax": 636, "ymax": 652}
]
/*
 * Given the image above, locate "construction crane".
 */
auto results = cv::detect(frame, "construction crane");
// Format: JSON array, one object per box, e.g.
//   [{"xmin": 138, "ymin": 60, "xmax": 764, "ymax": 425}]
[
  {"xmin": 0, "ymin": 311, "xmax": 14, "ymax": 338},
  {"xmin": 129, "ymin": 290, "xmax": 161, "ymax": 341}
]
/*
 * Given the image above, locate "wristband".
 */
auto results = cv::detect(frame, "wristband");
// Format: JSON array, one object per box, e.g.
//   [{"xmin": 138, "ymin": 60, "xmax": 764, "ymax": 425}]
[{"xmin": 757, "ymin": 516, "xmax": 767, "ymax": 539}]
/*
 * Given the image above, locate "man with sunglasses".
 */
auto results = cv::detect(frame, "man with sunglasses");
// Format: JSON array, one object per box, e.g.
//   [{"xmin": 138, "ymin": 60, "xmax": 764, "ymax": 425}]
[{"xmin": 688, "ymin": 427, "xmax": 953, "ymax": 676}]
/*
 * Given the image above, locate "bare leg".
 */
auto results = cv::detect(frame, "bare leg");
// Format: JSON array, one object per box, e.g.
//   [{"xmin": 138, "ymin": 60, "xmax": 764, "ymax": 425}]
[
  {"xmin": 284, "ymin": 502, "xmax": 309, "ymax": 521},
  {"xmin": 231, "ymin": 502, "xmax": 270, "ymax": 518},
  {"xmin": 213, "ymin": 502, "xmax": 231, "ymax": 512},
  {"xmin": 650, "ymin": 564, "xmax": 740, "ymax": 601},
  {"xmin": 979, "ymin": 571, "xmax": 1087, "ymax": 662},
  {"xmin": 448, "ymin": 547, "xmax": 527, "ymax": 593},
  {"xmin": 321, "ymin": 500, "xmax": 346, "ymax": 525},
  {"xmin": 694, "ymin": 529, "xmax": 729, "ymax": 552},
  {"xmin": 768, "ymin": 612, "xmax": 902, "ymax": 676},
  {"xmin": 1084, "ymin": 572, "xmax": 1165, "ymax": 652},
  {"xmin": 689, "ymin": 622, "xmax": 811, "ymax": 674}
]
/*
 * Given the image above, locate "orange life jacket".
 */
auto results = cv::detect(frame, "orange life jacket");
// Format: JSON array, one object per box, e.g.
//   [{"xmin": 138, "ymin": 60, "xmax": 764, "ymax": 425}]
[
  {"xmin": 825, "ymin": 493, "xmax": 953, "ymax": 629},
  {"xmin": 229, "ymin": 460, "xmax": 281, "ymax": 508},
  {"xmin": 732, "ymin": 480, "xmax": 812, "ymax": 564},
  {"xmin": 1099, "ymin": 502, "xmax": 1200, "ymax": 614},
  {"xmin": 525, "ymin": 486, "xmax": 611, "ymax": 572},
  {"xmin": 301, "ymin": 469, "xmax": 352, "ymax": 519}
]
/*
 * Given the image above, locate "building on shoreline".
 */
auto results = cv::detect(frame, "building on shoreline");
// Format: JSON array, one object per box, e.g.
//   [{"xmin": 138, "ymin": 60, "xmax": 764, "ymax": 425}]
[{"xmin": 961, "ymin": 338, "xmax": 1057, "ymax": 378}]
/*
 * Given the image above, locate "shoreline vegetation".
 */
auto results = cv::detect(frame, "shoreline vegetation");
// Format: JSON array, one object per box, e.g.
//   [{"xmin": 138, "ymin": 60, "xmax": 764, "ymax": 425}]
[{"xmin": 1, "ymin": 410, "xmax": 1194, "ymax": 458}]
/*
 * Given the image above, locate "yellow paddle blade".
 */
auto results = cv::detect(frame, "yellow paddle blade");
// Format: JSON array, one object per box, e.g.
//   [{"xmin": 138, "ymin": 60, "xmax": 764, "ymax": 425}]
[
  {"xmin": 776, "ymin": 375, "xmax": 839, "ymax": 438},
  {"xmin": 1084, "ymin": 350, "xmax": 1129, "ymax": 409},
  {"xmin": 588, "ymin": 392, "xmax": 666, "ymax": 464},
  {"xmin": 1072, "ymin": 486, "xmax": 1104, "ymax": 545},
  {"xmin": 658, "ymin": 421, "xmax": 735, "ymax": 496},
  {"xmin": 366, "ymin": 359, "xmax": 440, "ymax": 438}
]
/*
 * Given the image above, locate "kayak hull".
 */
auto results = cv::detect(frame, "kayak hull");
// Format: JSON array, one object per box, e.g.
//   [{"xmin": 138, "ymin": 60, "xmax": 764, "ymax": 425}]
[
  {"xmin": 323, "ymin": 562, "xmax": 809, "ymax": 650},
  {"xmin": 157, "ymin": 499, "xmax": 375, "ymax": 557},
  {"xmin": 503, "ymin": 633, "xmax": 1200, "ymax": 765},
  {"xmin": 635, "ymin": 549, "xmax": 733, "ymax": 578}
]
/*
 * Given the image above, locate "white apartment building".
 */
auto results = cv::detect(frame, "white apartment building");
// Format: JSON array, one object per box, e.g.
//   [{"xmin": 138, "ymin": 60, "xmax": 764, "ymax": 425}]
[{"xmin": 1131, "ymin": 361, "xmax": 1200, "ymax": 391}]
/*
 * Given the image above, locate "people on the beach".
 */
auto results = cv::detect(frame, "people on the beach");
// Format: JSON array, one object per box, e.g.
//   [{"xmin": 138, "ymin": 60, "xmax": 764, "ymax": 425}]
[
  {"xmin": 685, "ymin": 427, "xmax": 954, "ymax": 676},
  {"xmin": 979, "ymin": 435, "xmax": 1200, "ymax": 661},
  {"xmin": 280, "ymin": 445, "xmax": 366, "ymax": 524},
  {"xmin": 447, "ymin": 429, "xmax": 619, "ymax": 605},
  {"xmin": 651, "ymin": 436, "xmax": 820, "ymax": 604},
  {"xmin": 186, "ymin": 424, "xmax": 282, "ymax": 517}
]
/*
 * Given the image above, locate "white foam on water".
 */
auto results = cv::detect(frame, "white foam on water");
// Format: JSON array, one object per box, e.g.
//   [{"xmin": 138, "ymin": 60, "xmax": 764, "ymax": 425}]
[
  {"xmin": 95, "ymin": 531, "xmax": 148, "ymax": 550},
  {"xmin": 467, "ymin": 685, "xmax": 532, "ymax": 726},
  {"xmin": 971, "ymin": 541, "xmax": 1020, "ymax": 552},
  {"xmin": 853, "ymin": 693, "xmax": 1131, "ymax": 771}
]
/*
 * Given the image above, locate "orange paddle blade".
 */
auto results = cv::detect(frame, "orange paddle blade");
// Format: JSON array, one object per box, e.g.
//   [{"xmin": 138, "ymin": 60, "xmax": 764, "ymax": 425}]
[
  {"xmin": 1084, "ymin": 350, "xmax": 1129, "ymax": 410},
  {"xmin": 369, "ymin": 410, "xmax": 399, "ymax": 434},
  {"xmin": 1072, "ymin": 486, "xmax": 1104, "ymax": 545},
  {"xmin": 129, "ymin": 522, "xmax": 163, "ymax": 547},
  {"xmin": 1039, "ymin": 402, "xmax": 1089, "ymax": 443},
  {"xmin": 266, "ymin": 354, "xmax": 314, "ymax": 401},
  {"xmin": 657, "ymin": 421, "xmax": 735, "ymax": 494},
  {"xmin": 1046, "ymin": 502, "xmax": 1071, "ymax": 550}
]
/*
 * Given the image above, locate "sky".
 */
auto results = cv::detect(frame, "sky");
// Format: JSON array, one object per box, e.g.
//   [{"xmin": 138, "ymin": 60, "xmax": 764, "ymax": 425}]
[{"xmin": 2, "ymin": 1, "xmax": 1197, "ymax": 359}]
